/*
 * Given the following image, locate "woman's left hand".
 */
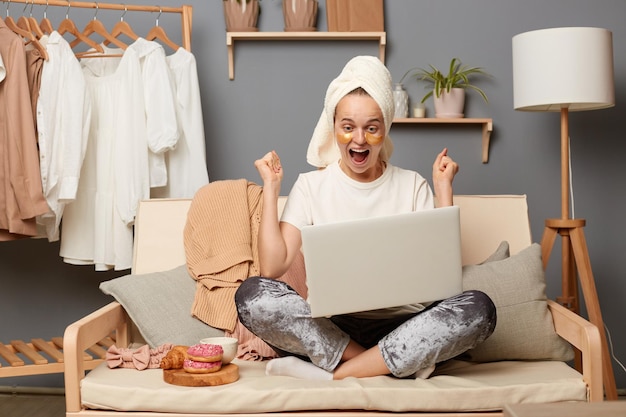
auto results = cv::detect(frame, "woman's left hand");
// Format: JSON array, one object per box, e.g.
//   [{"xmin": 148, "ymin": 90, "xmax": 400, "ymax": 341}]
[
  {"xmin": 432, "ymin": 148, "xmax": 459, "ymax": 207},
  {"xmin": 433, "ymin": 148, "xmax": 459, "ymax": 182}
]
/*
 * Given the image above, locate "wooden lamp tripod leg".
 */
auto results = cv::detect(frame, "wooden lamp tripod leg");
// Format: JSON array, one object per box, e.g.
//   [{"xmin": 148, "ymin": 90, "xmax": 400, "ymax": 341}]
[
  {"xmin": 541, "ymin": 222, "xmax": 618, "ymax": 400},
  {"xmin": 541, "ymin": 226, "xmax": 582, "ymax": 374},
  {"xmin": 570, "ymin": 226, "xmax": 618, "ymax": 400}
]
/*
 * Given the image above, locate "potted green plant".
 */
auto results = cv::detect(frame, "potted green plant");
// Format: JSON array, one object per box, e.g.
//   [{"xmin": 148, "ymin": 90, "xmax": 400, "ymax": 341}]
[{"xmin": 400, "ymin": 58, "xmax": 490, "ymax": 118}]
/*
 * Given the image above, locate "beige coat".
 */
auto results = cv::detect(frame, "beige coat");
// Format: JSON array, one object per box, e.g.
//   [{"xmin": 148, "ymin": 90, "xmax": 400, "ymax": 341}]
[{"xmin": 0, "ymin": 19, "xmax": 49, "ymax": 240}]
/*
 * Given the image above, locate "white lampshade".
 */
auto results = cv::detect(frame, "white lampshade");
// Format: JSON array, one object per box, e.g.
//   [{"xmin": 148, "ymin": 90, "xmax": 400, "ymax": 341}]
[{"xmin": 512, "ymin": 27, "xmax": 615, "ymax": 112}]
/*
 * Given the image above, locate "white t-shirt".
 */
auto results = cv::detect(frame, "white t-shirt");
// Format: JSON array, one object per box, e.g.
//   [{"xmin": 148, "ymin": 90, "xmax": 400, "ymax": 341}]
[
  {"xmin": 281, "ymin": 161, "xmax": 434, "ymax": 229},
  {"xmin": 281, "ymin": 161, "xmax": 435, "ymax": 318}
]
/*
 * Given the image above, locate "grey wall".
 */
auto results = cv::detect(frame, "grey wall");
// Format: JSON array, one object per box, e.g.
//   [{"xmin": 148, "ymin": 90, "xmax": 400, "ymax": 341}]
[{"xmin": 2, "ymin": 0, "xmax": 625, "ymax": 391}]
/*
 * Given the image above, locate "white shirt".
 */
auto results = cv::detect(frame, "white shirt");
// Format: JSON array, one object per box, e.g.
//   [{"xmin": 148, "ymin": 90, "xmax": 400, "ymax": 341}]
[
  {"xmin": 151, "ymin": 47, "xmax": 209, "ymax": 198},
  {"xmin": 131, "ymin": 38, "xmax": 180, "ymax": 188},
  {"xmin": 36, "ymin": 32, "xmax": 91, "ymax": 241}
]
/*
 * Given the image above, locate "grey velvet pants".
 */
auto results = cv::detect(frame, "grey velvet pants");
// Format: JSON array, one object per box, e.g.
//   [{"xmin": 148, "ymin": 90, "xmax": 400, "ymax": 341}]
[{"xmin": 235, "ymin": 277, "xmax": 496, "ymax": 378}]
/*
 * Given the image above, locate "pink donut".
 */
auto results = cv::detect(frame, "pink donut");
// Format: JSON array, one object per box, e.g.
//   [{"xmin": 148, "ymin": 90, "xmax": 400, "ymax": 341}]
[
  {"xmin": 187, "ymin": 343, "xmax": 223, "ymax": 362},
  {"xmin": 183, "ymin": 359, "xmax": 222, "ymax": 374}
]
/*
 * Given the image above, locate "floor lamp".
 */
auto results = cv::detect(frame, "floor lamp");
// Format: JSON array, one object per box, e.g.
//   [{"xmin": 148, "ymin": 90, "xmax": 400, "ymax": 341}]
[{"xmin": 512, "ymin": 27, "xmax": 617, "ymax": 399}]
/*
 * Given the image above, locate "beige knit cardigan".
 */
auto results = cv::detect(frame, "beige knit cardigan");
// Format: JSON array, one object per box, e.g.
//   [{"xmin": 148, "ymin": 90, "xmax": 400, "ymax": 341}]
[{"xmin": 183, "ymin": 179, "xmax": 263, "ymax": 332}]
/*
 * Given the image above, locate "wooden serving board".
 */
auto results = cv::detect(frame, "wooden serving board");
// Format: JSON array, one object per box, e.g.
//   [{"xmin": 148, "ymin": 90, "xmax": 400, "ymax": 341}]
[{"xmin": 163, "ymin": 363, "xmax": 239, "ymax": 387}]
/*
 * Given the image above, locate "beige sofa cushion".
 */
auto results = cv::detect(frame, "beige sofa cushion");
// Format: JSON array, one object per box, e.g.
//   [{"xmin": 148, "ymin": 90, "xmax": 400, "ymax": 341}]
[{"xmin": 81, "ymin": 359, "xmax": 586, "ymax": 413}]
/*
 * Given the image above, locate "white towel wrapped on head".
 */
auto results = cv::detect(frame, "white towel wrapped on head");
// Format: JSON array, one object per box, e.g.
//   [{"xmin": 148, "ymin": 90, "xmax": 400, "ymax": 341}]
[{"xmin": 306, "ymin": 56, "xmax": 395, "ymax": 168}]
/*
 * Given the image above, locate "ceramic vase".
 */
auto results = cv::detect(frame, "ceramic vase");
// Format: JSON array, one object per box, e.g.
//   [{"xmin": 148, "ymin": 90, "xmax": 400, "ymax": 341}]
[
  {"xmin": 283, "ymin": 0, "xmax": 318, "ymax": 32},
  {"xmin": 223, "ymin": 0, "xmax": 260, "ymax": 32},
  {"xmin": 393, "ymin": 83, "xmax": 409, "ymax": 119}
]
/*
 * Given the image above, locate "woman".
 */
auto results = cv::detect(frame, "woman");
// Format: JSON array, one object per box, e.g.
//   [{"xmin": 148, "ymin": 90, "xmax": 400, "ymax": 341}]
[{"xmin": 235, "ymin": 56, "xmax": 496, "ymax": 380}]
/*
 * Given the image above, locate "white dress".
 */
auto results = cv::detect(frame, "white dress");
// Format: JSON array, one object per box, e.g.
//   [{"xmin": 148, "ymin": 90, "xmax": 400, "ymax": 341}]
[
  {"xmin": 80, "ymin": 40, "xmax": 180, "ymax": 188},
  {"xmin": 151, "ymin": 47, "xmax": 209, "ymax": 198},
  {"xmin": 60, "ymin": 47, "xmax": 149, "ymax": 271}
]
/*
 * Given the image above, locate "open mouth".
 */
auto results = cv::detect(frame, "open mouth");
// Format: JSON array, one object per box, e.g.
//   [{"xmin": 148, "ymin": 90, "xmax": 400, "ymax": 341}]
[{"xmin": 349, "ymin": 149, "xmax": 370, "ymax": 164}]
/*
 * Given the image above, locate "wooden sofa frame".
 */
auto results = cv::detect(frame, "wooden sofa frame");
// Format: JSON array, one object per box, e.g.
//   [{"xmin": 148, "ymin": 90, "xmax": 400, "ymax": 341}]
[{"xmin": 63, "ymin": 196, "xmax": 604, "ymax": 416}]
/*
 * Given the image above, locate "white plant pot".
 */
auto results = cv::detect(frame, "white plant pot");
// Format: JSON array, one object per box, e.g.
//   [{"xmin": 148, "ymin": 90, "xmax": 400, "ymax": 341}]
[{"xmin": 433, "ymin": 88, "xmax": 465, "ymax": 118}]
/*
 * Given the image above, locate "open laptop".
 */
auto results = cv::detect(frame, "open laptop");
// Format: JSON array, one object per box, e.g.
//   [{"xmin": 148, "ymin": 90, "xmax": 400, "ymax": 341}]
[{"xmin": 301, "ymin": 206, "xmax": 462, "ymax": 318}]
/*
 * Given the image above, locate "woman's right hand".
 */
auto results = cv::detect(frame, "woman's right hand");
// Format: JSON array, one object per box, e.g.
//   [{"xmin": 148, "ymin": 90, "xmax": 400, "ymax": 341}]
[
  {"xmin": 254, "ymin": 151, "xmax": 296, "ymax": 278},
  {"xmin": 254, "ymin": 151, "xmax": 283, "ymax": 192}
]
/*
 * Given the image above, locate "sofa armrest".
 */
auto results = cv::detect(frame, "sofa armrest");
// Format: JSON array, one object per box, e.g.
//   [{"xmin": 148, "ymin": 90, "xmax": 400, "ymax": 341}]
[
  {"xmin": 548, "ymin": 299, "xmax": 602, "ymax": 401},
  {"xmin": 63, "ymin": 302, "xmax": 131, "ymax": 413}
]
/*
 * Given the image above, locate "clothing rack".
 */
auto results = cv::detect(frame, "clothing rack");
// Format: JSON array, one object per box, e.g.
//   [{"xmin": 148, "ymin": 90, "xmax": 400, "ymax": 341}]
[
  {"xmin": 2, "ymin": 0, "xmax": 193, "ymax": 51},
  {"xmin": 0, "ymin": 0, "xmax": 193, "ymax": 379}
]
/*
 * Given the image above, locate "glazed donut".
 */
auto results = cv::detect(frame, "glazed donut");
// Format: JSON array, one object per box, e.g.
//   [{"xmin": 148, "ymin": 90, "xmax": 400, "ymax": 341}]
[
  {"xmin": 186, "ymin": 343, "xmax": 224, "ymax": 363},
  {"xmin": 183, "ymin": 358, "xmax": 222, "ymax": 374}
]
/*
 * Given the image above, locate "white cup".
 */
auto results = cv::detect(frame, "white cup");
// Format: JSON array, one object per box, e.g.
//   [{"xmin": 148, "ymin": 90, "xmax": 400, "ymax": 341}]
[{"xmin": 199, "ymin": 337, "xmax": 238, "ymax": 364}]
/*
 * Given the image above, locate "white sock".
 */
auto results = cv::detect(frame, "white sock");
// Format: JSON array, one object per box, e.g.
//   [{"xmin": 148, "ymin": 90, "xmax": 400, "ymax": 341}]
[
  {"xmin": 265, "ymin": 356, "xmax": 333, "ymax": 380},
  {"xmin": 415, "ymin": 364, "xmax": 436, "ymax": 379}
]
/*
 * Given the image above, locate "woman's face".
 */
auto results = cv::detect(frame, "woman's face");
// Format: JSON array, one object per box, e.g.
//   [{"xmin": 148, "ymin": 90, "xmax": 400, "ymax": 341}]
[{"xmin": 334, "ymin": 93, "xmax": 385, "ymax": 182}]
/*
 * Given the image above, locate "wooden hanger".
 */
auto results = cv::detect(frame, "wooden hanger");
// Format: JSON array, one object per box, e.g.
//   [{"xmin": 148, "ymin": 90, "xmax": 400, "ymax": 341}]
[
  {"xmin": 105, "ymin": 5, "xmax": 138, "ymax": 46},
  {"xmin": 71, "ymin": 3, "xmax": 127, "ymax": 51},
  {"xmin": 28, "ymin": 16, "xmax": 44, "ymax": 38},
  {"xmin": 145, "ymin": 7, "xmax": 180, "ymax": 52},
  {"xmin": 40, "ymin": 16, "xmax": 53, "ymax": 34},
  {"xmin": 4, "ymin": 0, "xmax": 48, "ymax": 60},
  {"xmin": 39, "ymin": 0, "xmax": 54, "ymax": 35},
  {"xmin": 4, "ymin": 16, "xmax": 31, "ymax": 38},
  {"xmin": 58, "ymin": 1, "xmax": 104, "ymax": 54},
  {"xmin": 17, "ymin": 15, "xmax": 32, "ymax": 34},
  {"xmin": 4, "ymin": 0, "xmax": 32, "ymax": 38},
  {"xmin": 75, "ymin": 18, "xmax": 128, "ymax": 50},
  {"xmin": 24, "ymin": 0, "xmax": 45, "ymax": 39}
]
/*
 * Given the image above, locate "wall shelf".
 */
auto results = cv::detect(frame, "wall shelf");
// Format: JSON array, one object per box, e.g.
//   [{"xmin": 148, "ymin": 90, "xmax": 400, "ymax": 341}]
[
  {"xmin": 226, "ymin": 31, "xmax": 386, "ymax": 80},
  {"xmin": 393, "ymin": 118, "xmax": 493, "ymax": 163}
]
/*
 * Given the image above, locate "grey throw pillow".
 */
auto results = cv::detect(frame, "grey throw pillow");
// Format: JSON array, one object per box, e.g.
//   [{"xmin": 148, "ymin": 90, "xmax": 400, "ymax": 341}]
[
  {"xmin": 479, "ymin": 240, "xmax": 510, "ymax": 264},
  {"xmin": 100, "ymin": 265, "xmax": 224, "ymax": 347},
  {"xmin": 462, "ymin": 243, "xmax": 574, "ymax": 362}
]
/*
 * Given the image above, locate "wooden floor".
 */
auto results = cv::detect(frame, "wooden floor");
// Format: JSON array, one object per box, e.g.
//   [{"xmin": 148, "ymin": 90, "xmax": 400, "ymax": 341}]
[{"xmin": 0, "ymin": 393, "xmax": 65, "ymax": 417}]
